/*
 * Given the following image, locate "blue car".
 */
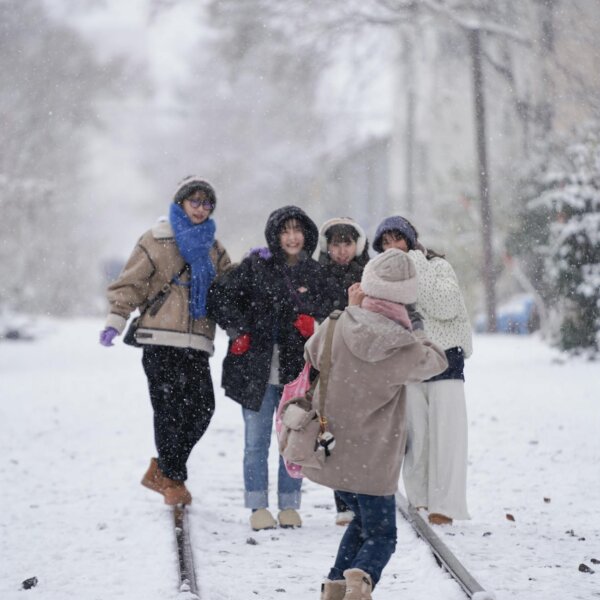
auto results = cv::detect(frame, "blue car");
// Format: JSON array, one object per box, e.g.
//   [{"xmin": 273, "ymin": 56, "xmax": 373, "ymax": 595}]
[{"xmin": 475, "ymin": 294, "xmax": 540, "ymax": 334}]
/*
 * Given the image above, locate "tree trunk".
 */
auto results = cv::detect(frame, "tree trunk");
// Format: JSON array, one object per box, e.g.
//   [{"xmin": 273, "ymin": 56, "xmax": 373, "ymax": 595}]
[{"xmin": 469, "ymin": 28, "xmax": 496, "ymax": 332}]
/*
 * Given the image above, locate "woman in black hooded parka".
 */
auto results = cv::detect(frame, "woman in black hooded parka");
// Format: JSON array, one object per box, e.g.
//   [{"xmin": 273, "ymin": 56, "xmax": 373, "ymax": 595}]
[{"xmin": 208, "ymin": 206, "xmax": 329, "ymax": 531}]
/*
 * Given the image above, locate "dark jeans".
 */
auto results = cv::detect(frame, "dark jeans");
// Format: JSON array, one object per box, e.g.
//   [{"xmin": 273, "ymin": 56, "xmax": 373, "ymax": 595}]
[
  {"xmin": 328, "ymin": 492, "xmax": 397, "ymax": 587},
  {"xmin": 142, "ymin": 345, "xmax": 215, "ymax": 481}
]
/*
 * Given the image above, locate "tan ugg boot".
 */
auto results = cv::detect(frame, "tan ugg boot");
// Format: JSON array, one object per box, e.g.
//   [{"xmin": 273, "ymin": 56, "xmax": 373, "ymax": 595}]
[
  {"xmin": 428, "ymin": 513, "xmax": 453, "ymax": 526},
  {"xmin": 320, "ymin": 578, "xmax": 346, "ymax": 600},
  {"xmin": 141, "ymin": 458, "xmax": 192, "ymax": 505},
  {"xmin": 163, "ymin": 481, "xmax": 192, "ymax": 505},
  {"xmin": 278, "ymin": 508, "xmax": 302, "ymax": 528},
  {"xmin": 141, "ymin": 458, "xmax": 168, "ymax": 494},
  {"xmin": 250, "ymin": 508, "xmax": 277, "ymax": 531},
  {"xmin": 343, "ymin": 568, "xmax": 372, "ymax": 600}
]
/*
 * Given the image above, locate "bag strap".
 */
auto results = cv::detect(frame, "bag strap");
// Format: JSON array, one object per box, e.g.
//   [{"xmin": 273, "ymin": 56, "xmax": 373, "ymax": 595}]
[
  {"xmin": 317, "ymin": 310, "xmax": 342, "ymax": 431},
  {"xmin": 142, "ymin": 263, "xmax": 188, "ymax": 317}
]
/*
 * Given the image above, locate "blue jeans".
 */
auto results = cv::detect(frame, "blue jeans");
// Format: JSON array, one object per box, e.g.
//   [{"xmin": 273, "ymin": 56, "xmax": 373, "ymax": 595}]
[
  {"xmin": 328, "ymin": 492, "xmax": 397, "ymax": 587},
  {"xmin": 242, "ymin": 384, "xmax": 302, "ymax": 510}
]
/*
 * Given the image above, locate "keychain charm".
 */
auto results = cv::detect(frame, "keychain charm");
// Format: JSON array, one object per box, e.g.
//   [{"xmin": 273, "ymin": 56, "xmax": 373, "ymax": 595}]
[{"xmin": 318, "ymin": 430, "xmax": 336, "ymax": 456}]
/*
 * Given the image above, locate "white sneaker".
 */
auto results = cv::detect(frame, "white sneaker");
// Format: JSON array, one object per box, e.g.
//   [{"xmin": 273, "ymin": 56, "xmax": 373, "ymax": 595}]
[
  {"xmin": 335, "ymin": 510, "xmax": 355, "ymax": 526},
  {"xmin": 250, "ymin": 508, "xmax": 277, "ymax": 531}
]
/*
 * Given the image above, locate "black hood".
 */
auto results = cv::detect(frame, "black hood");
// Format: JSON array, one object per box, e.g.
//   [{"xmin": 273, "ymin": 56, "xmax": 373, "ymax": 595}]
[{"xmin": 264, "ymin": 206, "xmax": 319, "ymax": 257}]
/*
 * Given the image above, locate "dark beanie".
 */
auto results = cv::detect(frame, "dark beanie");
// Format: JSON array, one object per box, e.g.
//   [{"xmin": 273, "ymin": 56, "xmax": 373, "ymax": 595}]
[
  {"xmin": 173, "ymin": 176, "xmax": 217, "ymax": 208},
  {"xmin": 373, "ymin": 216, "xmax": 417, "ymax": 253}
]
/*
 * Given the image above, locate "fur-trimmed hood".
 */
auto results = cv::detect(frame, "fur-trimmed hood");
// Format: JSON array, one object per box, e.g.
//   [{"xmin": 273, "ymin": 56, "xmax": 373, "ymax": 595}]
[{"xmin": 318, "ymin": 217, "xmax": 367, "ymax": 256}]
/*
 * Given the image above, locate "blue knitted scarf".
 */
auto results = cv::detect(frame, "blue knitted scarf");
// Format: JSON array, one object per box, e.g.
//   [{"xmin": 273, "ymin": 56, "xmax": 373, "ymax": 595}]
[{"xmin": 169, "ymin": 203, "xmax": 216, "ymax": 319}]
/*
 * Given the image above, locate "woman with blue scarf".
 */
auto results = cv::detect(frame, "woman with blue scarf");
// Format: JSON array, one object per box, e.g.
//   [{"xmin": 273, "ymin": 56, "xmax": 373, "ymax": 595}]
[{"xmin": 99, "ymin": 176, "xmax": 231, "ymax": 505}]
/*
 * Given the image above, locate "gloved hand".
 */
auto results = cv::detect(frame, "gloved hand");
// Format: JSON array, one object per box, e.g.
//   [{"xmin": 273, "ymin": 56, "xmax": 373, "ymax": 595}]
[
  {"xmin": 406, "ymin": 304, "xmax": 424, "ymax": 331},
  {"xmin": 293, "ymin": 314, "xmax": 315, "ymax": 338},
  {"xmin": 245, "ymin": 246, "xmax": 272, "ymax": 260},
  {"xmin": 230, "ymin": 333, "xmax": 251, "ymax": 355},
  {"xmin": 99, "ymin": 327, "xmax": 119, "ymax": 347}
]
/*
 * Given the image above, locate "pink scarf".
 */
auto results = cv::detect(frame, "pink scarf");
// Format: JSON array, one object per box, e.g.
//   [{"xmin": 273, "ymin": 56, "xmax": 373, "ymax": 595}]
[{"xmin": 362, "ymin": 296, "xmax": 412, "ymax": 330}]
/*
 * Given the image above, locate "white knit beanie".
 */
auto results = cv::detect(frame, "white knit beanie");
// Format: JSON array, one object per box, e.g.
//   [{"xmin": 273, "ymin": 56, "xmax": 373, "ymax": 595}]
[{"xmin": 361, "ymin": 248, "xmax": 417, "ymax": 304}]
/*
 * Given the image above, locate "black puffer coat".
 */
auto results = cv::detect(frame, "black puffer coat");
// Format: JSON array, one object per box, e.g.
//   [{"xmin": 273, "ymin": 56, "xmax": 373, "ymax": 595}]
[{"xmin": 208, "ymin": 206, "xmax": 330, "ymax": 410}]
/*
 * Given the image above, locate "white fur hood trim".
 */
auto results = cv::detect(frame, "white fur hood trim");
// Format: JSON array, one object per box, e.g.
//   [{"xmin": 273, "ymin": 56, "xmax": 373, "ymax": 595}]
[{"xmin": 319, "ymin": 217, "xmax": 366, "ymax": 255}]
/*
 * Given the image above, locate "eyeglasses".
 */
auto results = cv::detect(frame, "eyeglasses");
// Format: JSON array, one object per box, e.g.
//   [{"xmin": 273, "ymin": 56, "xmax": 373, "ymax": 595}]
[{"xmin": 186, "ymin": 198, "xmax": 215, "ymax": 210}]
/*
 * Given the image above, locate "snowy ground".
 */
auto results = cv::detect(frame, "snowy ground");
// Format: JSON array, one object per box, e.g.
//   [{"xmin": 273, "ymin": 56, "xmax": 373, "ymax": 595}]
[{"xmin": 1, "ymin": 318, "xmax": 598, "ymax": 599}]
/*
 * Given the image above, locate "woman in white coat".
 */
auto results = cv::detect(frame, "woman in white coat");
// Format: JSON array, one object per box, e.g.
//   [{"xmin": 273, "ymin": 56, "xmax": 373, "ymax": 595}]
[{"xmin": 373, "ymin": 216, "xmax": 473, "ymax": 525}]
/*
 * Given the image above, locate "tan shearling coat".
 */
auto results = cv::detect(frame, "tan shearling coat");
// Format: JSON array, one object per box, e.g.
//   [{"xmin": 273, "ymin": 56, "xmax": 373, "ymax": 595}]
[
  {"xmin": 105, "ymin": 219, "xmax": 231, "ymax": 354},
  {"xmin": 303, "ymin": 306, "xmax": 447, "ymax": 496}
]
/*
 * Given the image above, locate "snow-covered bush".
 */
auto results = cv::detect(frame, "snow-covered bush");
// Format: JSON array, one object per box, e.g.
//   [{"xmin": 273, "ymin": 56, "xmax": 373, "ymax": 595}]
[{"xmin": 512, "ymin": 123, "xmax": 600, "ymax": 354}]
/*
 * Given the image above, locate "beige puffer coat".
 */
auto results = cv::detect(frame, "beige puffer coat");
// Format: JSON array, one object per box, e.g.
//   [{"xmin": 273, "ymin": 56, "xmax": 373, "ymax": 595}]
[
  {"xmin": 303, "ymin": 306, "xmax": 447, "ymax": 496},
  {"xmin": 104, "ymin": 219, "xmax": 231, "ymax": 354}
]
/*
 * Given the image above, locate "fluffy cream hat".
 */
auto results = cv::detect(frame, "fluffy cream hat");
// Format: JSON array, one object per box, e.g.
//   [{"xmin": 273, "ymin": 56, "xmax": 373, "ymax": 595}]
[
  {"xmin": 318, "ymin": 217, "xmax": 367, "ymax": 255},
  {"xmin": 361, "ymin": 248, "xmax": 417, "ymax": 304}
]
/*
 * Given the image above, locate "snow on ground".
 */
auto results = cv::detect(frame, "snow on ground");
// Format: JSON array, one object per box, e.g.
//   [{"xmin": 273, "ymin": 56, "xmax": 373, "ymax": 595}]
[{"xmin": 0, "ymin": 318, "xmax": 598, "ymax": 599}]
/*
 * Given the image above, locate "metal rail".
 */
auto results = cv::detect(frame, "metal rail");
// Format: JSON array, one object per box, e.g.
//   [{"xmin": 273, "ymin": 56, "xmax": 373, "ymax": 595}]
[
  {"xmin": 173, "ymin": 505, "xmax": 200, "ymax": 599},
  {"xmin": 396, "ymin": 492, "xmax": 493, "ymax": 599}
]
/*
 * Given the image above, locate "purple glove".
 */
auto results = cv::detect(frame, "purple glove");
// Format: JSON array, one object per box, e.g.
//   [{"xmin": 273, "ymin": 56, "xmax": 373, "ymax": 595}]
[
  {"xmin": 99, "ymin": 327, "xmax": 119, "ymax": 347},
  {"xmin": 245, "ymin": 246, "xmax": 272, "ymax": 260}
]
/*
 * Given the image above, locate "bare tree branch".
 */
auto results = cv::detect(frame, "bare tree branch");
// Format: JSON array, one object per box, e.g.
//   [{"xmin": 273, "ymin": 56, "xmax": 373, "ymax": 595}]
[
  {"xmin": 482, "ymin": 49, "xmax": 514, "ymax": 85},
  {"xmin": 418, "ymin": 0, "xmax": 530, "ymax": 43}
]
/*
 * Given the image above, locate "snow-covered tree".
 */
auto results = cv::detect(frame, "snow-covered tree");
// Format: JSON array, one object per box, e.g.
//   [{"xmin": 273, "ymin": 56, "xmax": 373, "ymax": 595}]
[
  {"xmin": 513, "ymin": 123, "xmax": 600, "ymax": 354},
  {"xmin": 0, "ymin": 0, "xmax": 122, "ymax": 315}
]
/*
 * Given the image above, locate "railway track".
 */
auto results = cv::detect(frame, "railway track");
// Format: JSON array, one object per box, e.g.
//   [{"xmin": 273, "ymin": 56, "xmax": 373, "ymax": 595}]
[
  {"xmin": 169, "ymin": 496, "xmax": 494, "ymax": 599},
  {"xmin": 396, "ymin": 491, "xmax": 495, "ymax": 600},
  {"xmin": 173, "ymin": 505, "xmax": 200, "ymax": 599}
]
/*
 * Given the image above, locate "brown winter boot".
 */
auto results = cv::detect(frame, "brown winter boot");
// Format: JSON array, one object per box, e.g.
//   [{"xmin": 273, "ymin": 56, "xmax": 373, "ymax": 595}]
[
  {"xmin": 141, "ymin": 458, "xmax": 192, "ymax": 505},
  {"xmin": 428, "ymin": 513, "xmax": 453, "ymax": 526},
  {"xmin": 141, "ymin": 458, "xmax": 169, "ymax": 494},
  {"xmin": 162, "ymin": 481, "xmax": 192, "ymax": 505},
  {"xmin": 320, "ymin": 578, "xmax": 346, "ymax": 600},
  {"xmin": 343, "ymin": 568, "xmax": 372, "ymax": 600}
]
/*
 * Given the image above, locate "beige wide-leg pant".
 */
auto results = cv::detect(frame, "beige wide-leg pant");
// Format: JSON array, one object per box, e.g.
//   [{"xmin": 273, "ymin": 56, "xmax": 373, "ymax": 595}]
[{"xmin": 402, "ymin": 379, "xmax": 471, "ymax": 520}]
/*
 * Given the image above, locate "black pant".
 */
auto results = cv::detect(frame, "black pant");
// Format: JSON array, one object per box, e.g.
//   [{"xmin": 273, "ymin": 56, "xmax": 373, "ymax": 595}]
[
  {"xmin": 142, "ymin": 345, "xmax": 215, "ymax": 481},
  {"xmin": 335, "ymin": 490, "xmax": 350, "ymax": 513}
]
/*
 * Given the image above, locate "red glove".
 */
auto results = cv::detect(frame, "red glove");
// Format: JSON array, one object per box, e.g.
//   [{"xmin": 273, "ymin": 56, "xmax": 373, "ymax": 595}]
[
  {"xmin": 294, "ymin": 314, "xmax": 315, "ymax": 338},
  {"xmin": 230, "ymin": 333, "xmax": 251, "ymax": 355}
]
